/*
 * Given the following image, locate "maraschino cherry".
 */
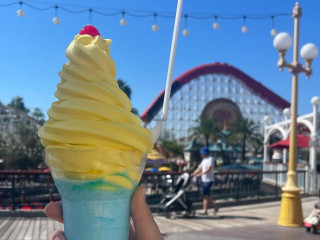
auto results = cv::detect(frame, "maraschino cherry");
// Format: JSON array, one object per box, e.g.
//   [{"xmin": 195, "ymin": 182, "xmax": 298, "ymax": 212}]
[{"xmin": 79, "ymin": 25, "xmax": 100, "ymax": 37}]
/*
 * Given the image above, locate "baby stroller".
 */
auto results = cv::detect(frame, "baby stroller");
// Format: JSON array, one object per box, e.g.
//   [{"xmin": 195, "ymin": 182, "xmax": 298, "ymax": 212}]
[
  {"xmin": 304, "ymin": 198, "xmax": 320, "ymax": 234},
  {"xmin": 157, "ymin": 173, "xmax": 195, "ymax": 218}
]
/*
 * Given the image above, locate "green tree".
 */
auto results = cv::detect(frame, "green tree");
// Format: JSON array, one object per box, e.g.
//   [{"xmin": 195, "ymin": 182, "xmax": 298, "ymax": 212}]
[
  {"xmin": 117, "ymin": 79, "xmax": 132, "ymax": 99},
  {"xmin": 131, "ymin": 107, "xmax": 139, "ymax": 115},
  {"xmin": 117, "ymin": 79, "xmax": 139, "ymax": 115},
  {"xmin": 0, "ymin": 98, "xmax": 45, "ymax": 169},
  {"xmin": 191, "ymin": 116, "xmax": 220, "ymax": 147},
  {"xmin": 231, "ymin": 118, "xmax": 261, "ymax": 161},
  {"xmin": 0, "ymin": 136, "xmax": 6, "ymax": 170},
  {"xmin": 215, "ymin": 130, "xmax": 235, "ymax": 165},
  {"xmin": 158, "ymin": 139, "xmax": 184, "ymax": 158},
  {"xmin": 216, "ymin": 129, "xmax": 235, "ymax": 147},
  {"xmin": 31, "ymin": 108, "xmax": 45, "ymax": 125},
  {"xmin": 251, "ymin": 133, "xmax": 264, "ymax": 155},
  {"xmin": 8, "ymin": 96, "xmax": 29, "ymax": 113},
  {"xmin": 4, "ymin": 122, "xmax": 44, "ymax": 170}
]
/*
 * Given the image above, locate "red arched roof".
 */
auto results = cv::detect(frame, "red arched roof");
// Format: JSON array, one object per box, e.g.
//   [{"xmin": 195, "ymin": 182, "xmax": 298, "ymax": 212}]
[{"xmin": 140, "ymin": 62, "xmax": 290, "ymax": 123}]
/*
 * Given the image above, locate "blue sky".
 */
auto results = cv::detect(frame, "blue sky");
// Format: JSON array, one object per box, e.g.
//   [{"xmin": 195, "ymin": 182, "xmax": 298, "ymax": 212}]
[{"xmin": 1, "ymin": 0, "xmax": 320, "ymax": 118}]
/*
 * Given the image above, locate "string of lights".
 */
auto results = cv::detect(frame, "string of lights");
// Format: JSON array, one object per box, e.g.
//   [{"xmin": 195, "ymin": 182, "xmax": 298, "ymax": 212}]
[{"xmin": 1, "ymin": 1, "xmax": 291, "ymax": 36}]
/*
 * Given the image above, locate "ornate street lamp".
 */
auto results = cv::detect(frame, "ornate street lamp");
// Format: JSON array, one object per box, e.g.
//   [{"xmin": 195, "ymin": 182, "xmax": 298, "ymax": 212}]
[{"xmin": 273, "ymin": 2, "xmax": 318, "ymax": 227}]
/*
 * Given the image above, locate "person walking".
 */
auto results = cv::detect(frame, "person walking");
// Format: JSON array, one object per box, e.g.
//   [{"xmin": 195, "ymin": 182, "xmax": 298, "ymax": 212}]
[{"xmin": 191, "ymin": 146, "xmax": 219, "ymax": 215}]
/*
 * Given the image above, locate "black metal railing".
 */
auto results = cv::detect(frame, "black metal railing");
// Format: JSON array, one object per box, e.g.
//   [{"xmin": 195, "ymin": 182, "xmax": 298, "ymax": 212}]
[
  {"xmin": 0, "ymin": 170, "xmax": 59, "ymax": 210},
  {"xmin": 141, "ymin": 170, "xmax": 307, "ymax": 204},
  {"xmin": 0, "ymin": 170, "xmax": 307, "ymax": 210}
]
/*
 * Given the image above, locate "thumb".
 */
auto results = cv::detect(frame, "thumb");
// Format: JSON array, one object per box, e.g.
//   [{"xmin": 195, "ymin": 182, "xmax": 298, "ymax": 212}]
[{"xmin": 131, "ymin": 186, "xmax": 163, "ymax": 240}]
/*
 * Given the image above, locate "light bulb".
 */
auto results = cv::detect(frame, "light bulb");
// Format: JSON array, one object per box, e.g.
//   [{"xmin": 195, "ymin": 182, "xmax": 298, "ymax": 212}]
[
  {"xmin": 17, "ymin": 9, "xmax": 24, "ymax": 17},
  {"xmin": 311, "ymin": 96, "xmax": 320, "ymax": 106},
  {"xmin": 241, "ymin": 26, "xmax": 248, "ymax": 33},
  {"xmin": 273, "ymin": 32, "xmax": 292, "ymax": 51},
  {"xmin": 152, "ymin": 24, "xmax": 159, "ymax": 32},
  {"xmin": 282, "ymin": 108, "xmax": 290, "ymax": 118},
  {"xmin": 213, "ymin": 22, "xmax": 219, "ymax": 30},
  {"xmin": 300, "ymin": 43, "xmax": 318, "ymax": 60},
  {"xmin": 53, "ymin": 17, "xmax": 60, "ymax": 25},
  {"xmin": 183, "ymin": 29, "xmax": 189, "ymax": 36},
  {"xmin": 120, "ymin": 18, "xmax": 127, "ymax": 26},
  {"xmin": 270, "ymin": 29, "xmax": 277, "ymax": 36},
  {"xmin": 263, "ymin": 116, "xmax": 270, "ymax": 123}
]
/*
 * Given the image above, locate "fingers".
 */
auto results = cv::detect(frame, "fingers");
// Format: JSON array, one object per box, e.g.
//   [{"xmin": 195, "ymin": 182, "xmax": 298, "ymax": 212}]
[
  {"xmin": 45, "ymin": 202, "xmax": 65, "ymax": 239},
  {"xmin": 50, "ymin": 230, "xmax": 66, "ymax": 240},
  {"xmin": 130, "ymin": 186, "xmax": 163, "ymax": 240},
  {"xmin": 44, "ymin": 201, "xmax": 63, "ymax": 223},
  {"xmin": 45, "ymin": 190, "xmax": 163, "ymax": 240}
]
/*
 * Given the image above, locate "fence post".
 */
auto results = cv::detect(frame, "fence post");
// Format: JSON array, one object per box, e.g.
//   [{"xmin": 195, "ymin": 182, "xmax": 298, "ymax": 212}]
[
  {"xmin": 11, "ymin": 175, "xmax": 16, "ymax": 210},
  {"xmin": 257, "ymin": 173, "xmax": 260, "ymax": 200},
  {"xmin": 49, "ymin": 188, "xmax": 53, "ymax": 202},
  {"xmin": 275, "ymin": 172, "xmax": 278, "ymax": 197},
  {"xmin": 236, "ymin": 175, "xmax": 239, "ymax": 201},
  {"xmin": 304, "ymin": 171, "xmax": 306, "ymax": 194},
  {"xmin": 20, "ymin": 190, "xmax": 25, "ymax": 207},
  {"xmin": 304, "ymin": 165, "xmax": 309, "ymax": 194}
]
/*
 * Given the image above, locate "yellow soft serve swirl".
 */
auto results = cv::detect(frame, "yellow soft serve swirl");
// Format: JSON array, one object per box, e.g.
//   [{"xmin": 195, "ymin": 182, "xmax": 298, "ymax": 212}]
[{"xmin": 38, "ymin": 32, "xmax": 153, "ymax": 189}]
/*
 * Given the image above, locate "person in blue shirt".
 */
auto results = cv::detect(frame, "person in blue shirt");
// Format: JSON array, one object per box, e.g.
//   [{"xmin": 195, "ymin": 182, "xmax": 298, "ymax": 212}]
[{"xmin": 191, "ymin": 146, "xmax": 219, "ymax": 215}]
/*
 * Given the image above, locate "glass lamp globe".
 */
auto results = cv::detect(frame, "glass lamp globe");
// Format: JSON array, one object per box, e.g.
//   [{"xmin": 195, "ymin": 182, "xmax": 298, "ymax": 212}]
[
  {"xmin": 17, "ymin": 9, "xmax": 24, "ymax": 17},
  {"xmin": 270, "ymin": 29, "xmax": 277, "ymax": 36},
  {"xmin": 300, "ymin": 43, "xmax": 318, "ymax": 60},
  {"xmin": 282, "ymin": 108, "xmax": 291, "ymax": 119},
  {"xmin": 53, "ymin": 17, "xmax": 60, "ymax": 25},
  {"xmin": 151, "ymin": 24, "xmax": 159, "ymax": 32},
  {"xmin": 263, "ymin": 116, "xmax": 270, "ymax": 124},
  {"xmin": 311, "ymin": 96, "xmax": 320, "ymax": 106},
  {"xmin": 213, "ymin": 22, "xmax": 219, "ymax": 30},
  {"xmin": 182, "ymin": 29, "xmax": 189, "ymax": 36},
  {"xmin": 120, "ymin": 18, "xmax": 127, "ymax": 26},
  {"xmin": 273, "ymin": 32, "xmax": 292, "ymax": 51},
  {"xmin": 241, "ymin": 26, "xmax": 248, "ymax": 33}
]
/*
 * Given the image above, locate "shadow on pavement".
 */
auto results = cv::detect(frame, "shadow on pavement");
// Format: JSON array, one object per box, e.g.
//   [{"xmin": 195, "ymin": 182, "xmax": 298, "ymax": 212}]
[
  {"xmin": 216, "ymin": 215, "xmax": 264, "ymax": 220},
  {"xmin": 172, "ymin": 215, "xmax": 264, "ymax": 221}
]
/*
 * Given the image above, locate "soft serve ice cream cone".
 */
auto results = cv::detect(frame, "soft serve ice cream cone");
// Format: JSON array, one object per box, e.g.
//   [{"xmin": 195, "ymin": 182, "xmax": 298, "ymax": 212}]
[{"xmin": 38, "ymin": 25, "xmax": 153, "ymax": 240}]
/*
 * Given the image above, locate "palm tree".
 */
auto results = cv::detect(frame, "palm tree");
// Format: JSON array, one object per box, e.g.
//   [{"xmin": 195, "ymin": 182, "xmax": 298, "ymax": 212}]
[
  {"xmin": 117, "ymin": 79, "xmax": 132, "ymax": 99},
  {"xmin": 231, "ymin": 118, "xmax": 261, "ymax": 161},
  {"xmin": 8, "ymin": 96, "xmax": 29, "ymax": 113},
  {"xmin": 158, "ymin": 139, "xmax": 184, "ymax": 159},
  {"xmin": 191, "ymin": 116, "xmax": 220, "ymax": 147},
  {"xmin": 117, "ymin": 79, "xmax": 139, "ymax": 115},
  {"xmin": 215, "ymin": 129, "xmax": 235, "ymax": 165},
  {"xmin": 251, "ymin": 133, "xmax": 264, "ymax": 156}
]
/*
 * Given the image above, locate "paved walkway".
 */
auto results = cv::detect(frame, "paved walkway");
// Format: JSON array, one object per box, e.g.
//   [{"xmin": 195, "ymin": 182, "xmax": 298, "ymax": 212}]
[
  {"xmin": 0, "ymin": 196, "xmax": 319, "ymax": 240},
  {"xmin": 158, "ymin": 196, "xmax": 319, "ymax": 239}
]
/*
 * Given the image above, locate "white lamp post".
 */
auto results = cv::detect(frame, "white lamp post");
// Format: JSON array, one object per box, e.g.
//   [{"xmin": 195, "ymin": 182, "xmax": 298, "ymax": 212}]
[
  {"xmin": 282, "ymin": 108, "xmax": 291, "ymax": 164},
  {"xmin": 274, "ymin": 2, "xmax": 318, "ymax": 227},
  {"xmin": 263, "ymin": 116, "xmax": 270, "ymax": 163},
  {"xmin": 310, "ymin": 96, "xmax": 320, "ymax": 194}
]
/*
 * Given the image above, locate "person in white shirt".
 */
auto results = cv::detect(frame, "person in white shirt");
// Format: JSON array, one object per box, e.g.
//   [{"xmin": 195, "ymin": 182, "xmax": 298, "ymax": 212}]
[{"xmin": 191, "ymin": 146, "xmax": 219, "ymax": 215}]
